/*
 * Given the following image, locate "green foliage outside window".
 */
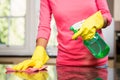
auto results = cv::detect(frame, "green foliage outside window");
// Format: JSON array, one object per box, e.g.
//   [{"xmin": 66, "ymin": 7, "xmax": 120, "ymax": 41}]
[
  {"xmin": 0, "ymin": 0, "xmax": 25, "ymax": 46},
  {"xmin": 0, "ymin": 0, "xmax": 10, "ymax": 44}
]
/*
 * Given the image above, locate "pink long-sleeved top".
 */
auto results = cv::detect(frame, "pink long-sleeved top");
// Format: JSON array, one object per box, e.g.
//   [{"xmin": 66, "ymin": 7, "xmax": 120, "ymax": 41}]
[{"xmin": 37, "ymin": 0, "xmax": 112, "ymax": 66}]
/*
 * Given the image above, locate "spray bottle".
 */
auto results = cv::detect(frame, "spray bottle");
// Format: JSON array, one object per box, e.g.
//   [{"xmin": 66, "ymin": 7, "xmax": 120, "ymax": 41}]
[{"xmin": 70, "ymin": 20, "xmax": 110, "ymax": 58}]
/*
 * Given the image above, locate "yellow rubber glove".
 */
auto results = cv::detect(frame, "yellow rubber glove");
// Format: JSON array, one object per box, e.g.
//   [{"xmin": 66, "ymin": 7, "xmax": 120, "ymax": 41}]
[
  {"xmin": 13, "ymin": 46, "xmax": 49, "ymax": 70},
  {"xmin": 72, "ymin": 11, "xmax": 104, "ymax": 40},
  {"xmin": 14, "ymin": 71, "xmax": 48, "ymax": 80}
]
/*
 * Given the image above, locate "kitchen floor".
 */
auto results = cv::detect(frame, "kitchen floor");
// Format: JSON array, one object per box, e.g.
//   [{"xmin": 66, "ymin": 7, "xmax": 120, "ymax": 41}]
[{"xmin": 0, "ymin": 57, "xmax": 116, "ymax": 68}]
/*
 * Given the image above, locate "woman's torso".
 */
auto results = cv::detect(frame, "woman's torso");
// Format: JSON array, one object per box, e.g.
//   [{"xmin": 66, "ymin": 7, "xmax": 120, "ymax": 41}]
[{"xmin": 49, "ymin": 0, "xmax": 108, "ymax": 66}]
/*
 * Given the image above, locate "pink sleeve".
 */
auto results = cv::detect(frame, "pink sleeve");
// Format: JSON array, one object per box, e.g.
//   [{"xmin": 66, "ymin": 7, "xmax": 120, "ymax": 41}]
[
  {"xmin": 37, "ymin": 0, "xmax": 52, "ymax": 40},
  {"xmin": 96, "ymin": 0, "xmax": 112, "ymax": 26}
]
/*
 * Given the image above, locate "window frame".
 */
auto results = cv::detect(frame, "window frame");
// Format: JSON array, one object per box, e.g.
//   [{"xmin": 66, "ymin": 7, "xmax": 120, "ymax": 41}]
[
  {"xmin": 0, "ymin": 0, "xmax": 58, "ymax": 57},
  {"xmin": 0, "ymin": 0, "xmax": 37, "ymax": 56}
]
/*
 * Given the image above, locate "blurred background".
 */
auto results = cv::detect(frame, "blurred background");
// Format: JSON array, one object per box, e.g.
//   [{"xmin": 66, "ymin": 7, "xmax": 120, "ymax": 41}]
[{"xmin": 0, "ymin": 0, "xmax": 120, "ymax": 68}]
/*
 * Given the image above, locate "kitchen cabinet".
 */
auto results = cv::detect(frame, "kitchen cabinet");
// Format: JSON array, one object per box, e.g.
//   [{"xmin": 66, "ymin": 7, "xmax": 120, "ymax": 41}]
[{"xmin": 116, "ymin": 31, "xmax": 120, "ymax": 62}]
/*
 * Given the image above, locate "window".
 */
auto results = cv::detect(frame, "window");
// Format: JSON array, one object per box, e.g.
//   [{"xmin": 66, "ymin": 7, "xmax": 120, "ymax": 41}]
[
  {"xmin": 0, "ymin": 0, "xmax": 37, "ymax": 56},
  {"xmin": 0, "ymin": 0, "xmax": 26, "ymax": 46},
  {"xmin": 0, "ymin": 0, "xmax": 58, "ymax": 56}
]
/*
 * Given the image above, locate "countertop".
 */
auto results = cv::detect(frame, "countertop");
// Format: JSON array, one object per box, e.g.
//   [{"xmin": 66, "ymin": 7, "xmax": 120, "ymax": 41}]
[{"xmin": 0, "ymin": 64, "xmax": 119, "ymax": 80}]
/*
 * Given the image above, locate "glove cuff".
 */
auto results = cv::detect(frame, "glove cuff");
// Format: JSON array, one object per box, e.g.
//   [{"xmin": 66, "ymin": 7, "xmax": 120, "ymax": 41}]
[
  {"xmin": 93, "ymin": 11, "xmax": 104, "ymax": 30},
  {"xmin": 31, "ymin": 46, "xmax": 49, "ymax": 61}
]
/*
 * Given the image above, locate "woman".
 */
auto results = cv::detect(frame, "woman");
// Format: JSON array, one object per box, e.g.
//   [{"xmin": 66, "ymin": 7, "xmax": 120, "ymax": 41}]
[{"xmin": 13, "ymin": 0, "xmax": 112, "ymax": 70}]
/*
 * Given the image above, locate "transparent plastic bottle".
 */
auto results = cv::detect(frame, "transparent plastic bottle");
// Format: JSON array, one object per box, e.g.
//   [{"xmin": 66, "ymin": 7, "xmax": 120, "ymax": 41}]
[
  {"xmin": 83, "ymin": 32, "xmax": 110, "ymax": 58},
  {"xmin": 70, "ymin": 21, "xmax": 110, "ymax": 58}
]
